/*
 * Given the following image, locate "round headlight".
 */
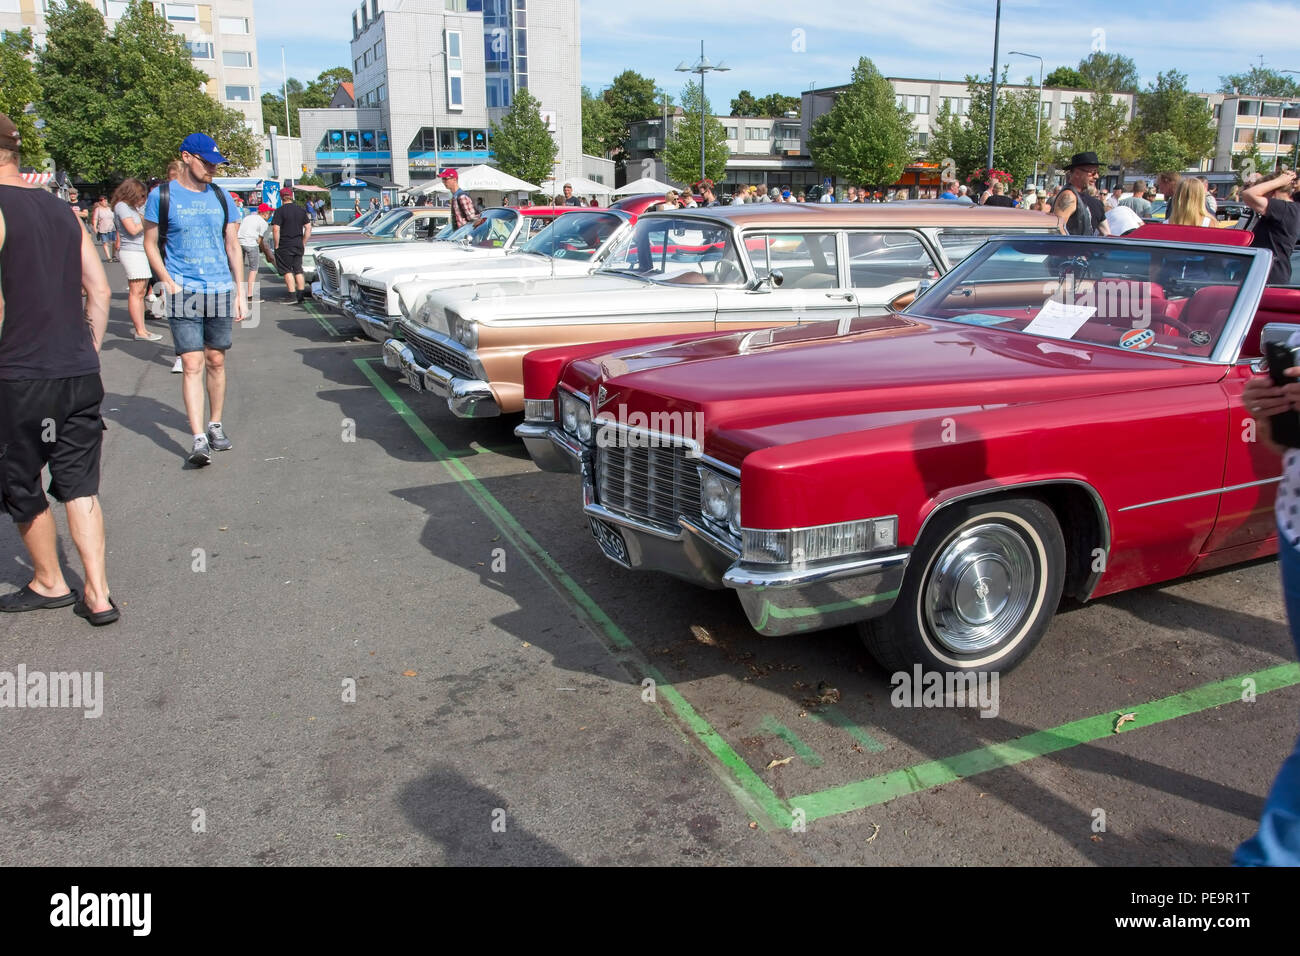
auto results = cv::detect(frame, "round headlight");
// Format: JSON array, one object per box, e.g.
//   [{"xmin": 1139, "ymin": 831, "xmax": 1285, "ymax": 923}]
[
  {"xmin": 562, "ymin": 397, "xmax": 578, "ymax": 435},
  {"xmin": 702, "ymin": 473, "xmax": 728, "ymax": 522},
  {"xmin": 727, "ymin": 486, "xmax": 741, "ymax": 535},
  {"xmin": 575, "ymin": 404, "xmax": 592, "ymax": 442}
]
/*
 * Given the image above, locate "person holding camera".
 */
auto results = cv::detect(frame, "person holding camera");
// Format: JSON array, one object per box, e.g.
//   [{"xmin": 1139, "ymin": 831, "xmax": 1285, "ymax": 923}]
[{"xmin": 1239, "ymin": 363, "xmax": 1300, "ymax": 864}]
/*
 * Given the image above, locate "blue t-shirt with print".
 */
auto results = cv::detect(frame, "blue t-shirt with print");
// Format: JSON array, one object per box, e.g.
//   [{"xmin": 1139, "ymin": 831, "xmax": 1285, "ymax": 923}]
[{"xmin": 143, "ymin": 182, "xmax": 240, "ymax": 292}]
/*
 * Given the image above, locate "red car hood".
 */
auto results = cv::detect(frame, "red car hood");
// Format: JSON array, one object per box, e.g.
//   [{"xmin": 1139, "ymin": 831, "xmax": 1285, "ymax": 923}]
[{"xmin": 567, "ymin": 314, "xmax": 1228, "ymax": 467}]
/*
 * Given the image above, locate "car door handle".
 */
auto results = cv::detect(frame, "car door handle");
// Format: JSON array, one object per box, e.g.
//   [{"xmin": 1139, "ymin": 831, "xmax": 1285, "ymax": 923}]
[{"xmin": 825, "ymin": 292, "xmax": 855, "ymax": 301}]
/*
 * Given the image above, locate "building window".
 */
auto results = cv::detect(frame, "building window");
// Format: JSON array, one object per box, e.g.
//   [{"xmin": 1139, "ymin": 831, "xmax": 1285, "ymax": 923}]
[
  {"xmin": 219, "ymin": 17, "xmax": 248, "ymax": 34},
  {"xmin": 723, "ymin": 125, "xmax": 737, "ymax": 139},
  {"xmin": 1239, "ymin": 100, "xmax": 1260, "ymax": 116},
  {"xmin": 102, "ymin": 0, "xmax": 129, "ymax": 17},
  {"xmin": 225, "ymin": 86, "xmax": 254, "ymax": 102},
  {"xmin": 373, "ymin": 39, "xmax": 384, "ymax": 60},
  {"xmin": 265, "ymin": 149, "xmax": 271, "ymax": 162},
  {"xmin": 1061, "ymin": 102, "xmax": 1074, "ymax": 120},
  {"xmin": 188, "ymin": 41, "xmax": 214, "ymax": 59},
  {"xmin": 376, "ymin": 84, "xmax": 386, "ymax": 101},
  {"xmin": 1040, "ymin": 101, "xmax": 1051, "ymax": 119},
  {"xmin": 917, "ymin": 131, "xmax": 929, "ymax": 147},
  {"xmin": 363, "ymin": 50, "xmax": 371, "ymax": 67},
  {"xmin": 1258, "ymin": 128, "xmax": 1279, "ymax": 143},
  {"xmin": 746, "ymin": 127, "xmax": 770, "ymax": 140},
  {"xmin": 165, "ymin": 3, "xmax": 196, "ymax": 20},
  {"xmin": 1262, "ymin": 101, "xmax": 1283, "ymax": 118},
  {"xmin": 445, "ymin": 30, "xmax": 464, "ymax": 109},
  {"xmin": 895, "ymin": 94, "xmax": 928, "ymax": 114},
  {"xmin": 222, "ymin": 50, "xmax": 252, "ymax": 68},
  {"xmin": 1214, "ymin": 104, "xmax": 1221, "ymax": 120},
  {"xmin": 1235, "ymin": 127, "xmax": 1255, "ymax": 143},
  {"xmin": 354, "ymin": 57, "xmax": 363, "ymax": 74}
]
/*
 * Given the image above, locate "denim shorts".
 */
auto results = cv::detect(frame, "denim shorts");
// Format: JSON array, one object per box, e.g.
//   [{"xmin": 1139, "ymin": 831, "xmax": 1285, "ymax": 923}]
[{"xmin": 165, "ymin": 289, "xmax": 234, "ymax": 354}]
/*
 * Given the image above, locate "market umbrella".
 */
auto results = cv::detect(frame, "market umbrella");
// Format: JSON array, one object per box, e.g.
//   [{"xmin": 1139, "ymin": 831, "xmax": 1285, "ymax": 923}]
[{"xmin": 540, "ymin": 176, "xmax": 614, "ymax": 196}]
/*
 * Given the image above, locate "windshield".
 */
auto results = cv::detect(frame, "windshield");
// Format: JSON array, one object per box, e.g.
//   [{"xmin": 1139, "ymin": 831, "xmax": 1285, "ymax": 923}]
[
  {"xmin": 596, "ymin": 215, "xmax": 744, "ymax": 285},
  {"xmin": 903, "ymin": 236, "xmax": 1262, "ymax": 360},
  {"xmin": 521, "ymin": 212, "xmax": 622, "ymax": 259},
  {"xmin": 349, "ymin": 208, "xmax": 381, "ymax": 229},
  {"xmin": 445, "ymin": 208, "xmax": 517, "ymax": 247},
  {"xmin": 364, "ymin": 209, "xmax": 414, "ymax": 237}
]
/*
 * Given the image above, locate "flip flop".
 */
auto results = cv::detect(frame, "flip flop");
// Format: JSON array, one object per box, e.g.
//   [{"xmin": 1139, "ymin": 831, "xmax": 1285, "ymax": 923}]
[
  {"xmin": 0, "ymin": 585, "xmax": 77, "ymax": 612},
  {"xmin": 73, "ymin": 596, "xmax": 120, "ymax": 626}
]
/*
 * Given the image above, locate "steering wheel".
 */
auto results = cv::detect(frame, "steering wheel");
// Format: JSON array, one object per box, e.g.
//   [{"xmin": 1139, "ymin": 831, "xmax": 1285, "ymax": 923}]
[
  {"xmin": 1057, "ymin": 256, "xmax": 1092, "ymax": 281},
  {"xmin": 713, "ymin": 260, "xmax": 742, "ymax": 285}
]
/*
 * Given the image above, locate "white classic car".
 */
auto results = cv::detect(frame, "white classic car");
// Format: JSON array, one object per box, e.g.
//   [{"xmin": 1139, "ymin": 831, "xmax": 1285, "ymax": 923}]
[
  {"xmin": 382, "ymin": 204, "xmax": 1057, "ymax": 419},
  {"xmin": 312, "ymin": 206, "xmax": 574, "ymax": 313},
  {"xmin": 346, "ymin": 209, "xmax": 636, "ymax": 342}
]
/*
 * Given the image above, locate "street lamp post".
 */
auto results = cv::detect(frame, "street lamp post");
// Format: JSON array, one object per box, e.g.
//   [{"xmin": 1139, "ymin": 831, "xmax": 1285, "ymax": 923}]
[
  {"xmin": 676, "ymin": 42, "xmax": 729, "ymax": 182},
  {"xmin": 1009, "ymin": 51, "xmax": 1043, "ymax": 189},
  {"xmin": 986, "ymin": 0, "xmax": 1002, "ymax": 177}
]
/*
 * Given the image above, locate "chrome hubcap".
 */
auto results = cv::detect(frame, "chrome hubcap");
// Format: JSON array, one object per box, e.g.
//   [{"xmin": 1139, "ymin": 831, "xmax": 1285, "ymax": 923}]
[{"xmin": 925, "ymin": 523, "xmax": 1035, "ymax": 654}]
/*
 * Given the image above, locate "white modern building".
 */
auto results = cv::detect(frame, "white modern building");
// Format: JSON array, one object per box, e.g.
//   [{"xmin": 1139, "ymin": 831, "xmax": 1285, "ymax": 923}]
[
  {"xmin": 300, "ymin": 0, "xmax": 582, "ymax": 189},
  {"xmin": 0, "ymin": 0, "xmax": 263, "ymax": 134}
]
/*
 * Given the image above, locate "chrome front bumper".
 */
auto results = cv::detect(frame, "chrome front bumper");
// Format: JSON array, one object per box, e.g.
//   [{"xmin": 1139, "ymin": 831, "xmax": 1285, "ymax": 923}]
[
  {"xmin": 514, "ymin": 422, "xmax": 584, "ymax": 474},
  {"xmin": 345, "ymin": 303, "xmax": 395, "ymax": 342},
  {"xmin": 312, "ymin": 283, "xmax": 344, "ymax": 312},
  {"xmin": 544, "ymin": 430, "xmax": 909, "ymax": 637},
  {"xmin": 381, "ymin": 336, "xmax": 501, "ymax": 418}
]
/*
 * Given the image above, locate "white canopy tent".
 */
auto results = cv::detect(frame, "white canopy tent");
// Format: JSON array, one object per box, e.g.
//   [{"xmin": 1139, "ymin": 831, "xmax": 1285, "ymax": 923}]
[
  {"xmin": 613, "ymin": 177, "xmax": 678, "ymax": 196},
  {"xmin": 411, "ymin": 164, "xmax": 541, "ymax": 196},
  {"xmin": 539, "ymin": 176, "xmax": 614, "ymax": 197}
]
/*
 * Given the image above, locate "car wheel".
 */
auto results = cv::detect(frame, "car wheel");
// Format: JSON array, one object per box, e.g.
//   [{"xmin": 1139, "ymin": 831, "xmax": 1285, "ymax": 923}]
[{"xmin": 860, "ymin": 497, "xmax": 1064, "ymax": 675}]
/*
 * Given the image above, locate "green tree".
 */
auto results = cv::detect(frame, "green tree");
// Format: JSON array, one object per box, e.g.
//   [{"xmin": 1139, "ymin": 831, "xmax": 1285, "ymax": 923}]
[
  {"xmin": 1142, "ymin": 130, "xmax": 1186, "ymax": 175},
  {"xmin": 1135, "ymin": 70, "xmax": 1215, "ymax": 170},
  {"xmin": 38, "ymin": 0, "xmax": 255, "ymax": 180},
  {"xmin": 1219, "ymin": 66, "xmax": 1300, "ymax": 97},
  {"xmin": 1077, "ymin": 52, "xmax": 1139, "ymax": 93},
  {"xmin": 581, "ymin": 85, "xmax": 618, "ymax": 156},
  {"xmin": 730, "ymin": 90, "xmax": 759, "ymax": 116},
  {"xmin": 927, "ymin": 70, "xmax": 1048, "ymax": 185},
  {"xmin": 262, "ymin": 67, "xmax": 351, "ymax": 137},
  {"xmin": 0, "ymin": 29, "xmax": 47, "ymax": 168},
  {"xmin": 756, "ymin": 93, "xmax": 800, "ymax": 117},
  {"xmin": 1044, "ymin": 66, "xmax": 1086, "ymax": 89},
  {"xmin": 489, "ymin": 86, "xmax": 557, "ymax": 186},
  {"xmin": 808, "ymin": 57, "xmax": 912, "ymax": 189},
  {"xmin": 1055, "ymin": 91, "xmax": 1137, "ymax": 172},
  {"xmin": 601, "ymin": 70, "xmax": 662, "ymax": 166},
  {"xmin": 663, "ymin": 79, "xmax": 728, "ymax": 185}
]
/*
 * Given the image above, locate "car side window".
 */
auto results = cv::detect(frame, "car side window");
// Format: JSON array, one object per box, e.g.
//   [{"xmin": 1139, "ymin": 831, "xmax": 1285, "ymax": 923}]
[
  {"xmin": 846, "ymin": 231, "xmax": 940, "ymax": 290},
  {"xmin": 746, "ymin": 232, "xmax": 839, "ymax": 289},
  {"xmin": 934, "ymin": 228, "xmax": 1023, "ymax": 266}
]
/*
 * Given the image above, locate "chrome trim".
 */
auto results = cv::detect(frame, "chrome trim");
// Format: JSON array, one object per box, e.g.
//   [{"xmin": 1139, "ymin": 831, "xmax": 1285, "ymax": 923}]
[
  {"xmin": 914, "ymin": 479, "xmax": 1112, "ymax": 603},
  {"xmin": 584, "ymin": 501, "xmax": 684, "ymax": 541},
  {"xmin": 515, "ymin": 422, "xmax": 584, "ymax": 474},
  {"xmin": 351, "ymin": 306, "xmax": 393, "ymax": 342},
  {"xmin": 679, "ymin": 516, "xmax": 741, "ymax": 560},
  {"xmin": 381, "ymin": 335, "xmax": 501, "ymax": 418},
  {"xmin": 397, "ymin": 321, "xmax": 488, "ymax": 381},
  {"xmin": 1215, "ymin": 252, "xmax": 1273, "ymax": 364},
  {"xmin": 1119, "ymin": 476, "xmax": 1282, "ymax": 512},
  {"xmin": 724, "ymin": 549, "xmax": 909, "ymax": 589},
  {"xmin": 701, "ymin": 453, "xmax": 739, "ymax": 479}
]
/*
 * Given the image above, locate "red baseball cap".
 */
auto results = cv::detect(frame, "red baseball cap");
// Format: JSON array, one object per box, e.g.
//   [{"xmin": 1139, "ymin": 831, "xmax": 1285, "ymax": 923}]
[
  {"xmin": 257, "ymin": 203, "xmax": 272, "ymax": 214},
  {"xmin": 438, "ymin": 168, "xmax": 459, "ymax": 180}
]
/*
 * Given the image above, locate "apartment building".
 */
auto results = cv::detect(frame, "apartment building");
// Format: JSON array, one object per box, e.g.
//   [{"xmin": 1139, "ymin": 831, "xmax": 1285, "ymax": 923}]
[{"xmin": 0, "ymin": 0, "xmax": 262, "ymax": 133}]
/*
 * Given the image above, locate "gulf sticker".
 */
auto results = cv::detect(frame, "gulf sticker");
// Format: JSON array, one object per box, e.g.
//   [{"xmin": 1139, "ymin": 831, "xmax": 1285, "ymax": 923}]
[{"xmin": 1119, "ymin": 328, "xmax": 1155, "ymax": 350}]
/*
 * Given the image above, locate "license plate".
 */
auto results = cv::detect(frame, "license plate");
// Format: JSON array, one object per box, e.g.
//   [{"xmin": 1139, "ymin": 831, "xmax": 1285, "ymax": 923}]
[
  {"xmin": 404, "ymin": 368, "xmax": 424, "ymax": 393},
  {"xmin": 588, "ymin": 517, "xmax": 629, "ymax": 565}
]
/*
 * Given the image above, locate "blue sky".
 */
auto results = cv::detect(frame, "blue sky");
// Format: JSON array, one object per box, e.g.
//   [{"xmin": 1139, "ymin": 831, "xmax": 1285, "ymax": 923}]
[{"xmin": 257, "ymin": 0, "xmax": 1300, "ymax": 109}]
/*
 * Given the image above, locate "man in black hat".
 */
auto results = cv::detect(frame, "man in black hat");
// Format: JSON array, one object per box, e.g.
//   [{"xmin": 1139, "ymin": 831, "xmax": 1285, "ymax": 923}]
[{"xmin": 1051, "ymin": 151, "xmax": 1110, "ymax": 236}]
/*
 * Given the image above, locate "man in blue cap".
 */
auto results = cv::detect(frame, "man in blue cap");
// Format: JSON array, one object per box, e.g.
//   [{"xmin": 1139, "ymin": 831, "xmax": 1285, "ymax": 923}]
[{"xmin": 143, "ymin": 133, "xmax": 245, "ymax": 466}]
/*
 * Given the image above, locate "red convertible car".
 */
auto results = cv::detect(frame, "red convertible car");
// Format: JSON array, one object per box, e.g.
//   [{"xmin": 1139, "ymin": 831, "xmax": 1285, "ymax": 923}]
[{"xmin": 519, "ymin": 234, "xmax": 1300, "ymax": 674}]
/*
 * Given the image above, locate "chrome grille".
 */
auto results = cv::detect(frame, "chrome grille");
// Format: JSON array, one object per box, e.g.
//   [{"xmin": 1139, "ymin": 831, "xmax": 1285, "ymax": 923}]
[
  {"xmin": 320, "ymin": 261, "xmax": 338, "ymax": 292},
  {"xmin": 595, "ymin": 429, "xmax": 701, "ymax": 529},
  {"xmin": 398, "ymin": 325, "xmax": 475, "ymax": 378},
  {"xmin": 360, "ymin": 285, "xmax": 389, "ymax": 316}
]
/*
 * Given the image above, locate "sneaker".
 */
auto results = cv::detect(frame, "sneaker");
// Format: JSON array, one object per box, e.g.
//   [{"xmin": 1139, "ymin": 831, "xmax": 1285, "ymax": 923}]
[
  {"xmin": 133, "ymin": 331, "xmax": 163, "ymax": 342},
  {"xmin": 171, "ymin": 356, "xmax": 183, "ymax": 373},
  {"xmin": 187, "ymin": 435, "xmax": 211, "ymax": 466},
  {"xmin": 206, "ymin": 423, "xmax": 232, "ymax": 452}
]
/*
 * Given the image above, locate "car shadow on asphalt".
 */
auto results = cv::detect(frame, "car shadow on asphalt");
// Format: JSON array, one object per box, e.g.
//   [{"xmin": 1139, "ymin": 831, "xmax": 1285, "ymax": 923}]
[{"xmin": 396, "ymin": 764, "xmax": 573, "ymax": 864}]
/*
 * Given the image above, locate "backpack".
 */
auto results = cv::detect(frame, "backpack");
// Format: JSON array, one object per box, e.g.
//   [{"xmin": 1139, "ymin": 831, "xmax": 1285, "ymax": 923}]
[{"xmin": 157, "ymin": 180, "xmax": 232, "ymax": 251}]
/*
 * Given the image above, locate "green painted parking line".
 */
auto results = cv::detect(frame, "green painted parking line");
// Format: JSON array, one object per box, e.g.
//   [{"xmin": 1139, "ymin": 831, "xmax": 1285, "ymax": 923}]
[
  {"xmin": 791, "ymin": 662, "xmax": 1300, "ymax": 823},
  {"xmin": 808, "ymin": 707, "xmax": 886, "ymax": 753},
  {"xmin": 302, "ymin": 301, "xmax": 340, "ymax": 337},
  {"xmin": 353, "ymin": 355, "xmax": 1300, "ymax": 829},
  {"xmin": 354, "ymin": 357, "xmax": 793, "ymax": 828},
  {"xmin": 759, "ymin": 715, "xmax": 823, "ymax": 767}
]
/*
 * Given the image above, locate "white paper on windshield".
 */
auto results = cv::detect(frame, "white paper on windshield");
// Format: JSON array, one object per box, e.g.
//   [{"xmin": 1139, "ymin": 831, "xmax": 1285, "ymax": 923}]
[{"xmin": 1023, "ymin": 298, "xmax": 1095, "ymax": 339}]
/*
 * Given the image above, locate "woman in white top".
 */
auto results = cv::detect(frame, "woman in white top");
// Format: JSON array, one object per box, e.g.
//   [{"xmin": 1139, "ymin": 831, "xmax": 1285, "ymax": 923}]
[{"xmin": 110, "ymin": 178, "xmax": 160, "ymax": 341}]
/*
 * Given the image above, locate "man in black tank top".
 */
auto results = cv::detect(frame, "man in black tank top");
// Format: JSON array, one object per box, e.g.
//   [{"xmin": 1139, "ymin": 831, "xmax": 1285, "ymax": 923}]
[
  {"xmin": 1051, "ymin": 151, "xmax": 1111, "ymax": 236},
  {"xmin": 0, "ymin": 113, "xmax": 120, "ymax": 625}
]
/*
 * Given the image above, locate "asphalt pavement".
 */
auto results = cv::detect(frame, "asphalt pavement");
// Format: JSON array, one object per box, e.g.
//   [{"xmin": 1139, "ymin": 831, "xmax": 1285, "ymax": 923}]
[{"xmin": 1, "ymin": 263, "xmax": 1296, "ymax": 866}]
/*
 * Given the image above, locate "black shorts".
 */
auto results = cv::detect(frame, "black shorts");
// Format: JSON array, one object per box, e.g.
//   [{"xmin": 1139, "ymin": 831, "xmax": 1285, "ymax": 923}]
[
  {"xmin": 275, "ymin": 241, "xmax": 304, "ymax": 276},
  {"xmin": 0, "ymin": 374, "xmax": 105, "ymax": 523}
]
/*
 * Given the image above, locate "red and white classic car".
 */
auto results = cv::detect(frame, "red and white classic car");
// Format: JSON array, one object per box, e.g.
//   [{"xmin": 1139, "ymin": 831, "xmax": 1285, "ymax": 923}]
[{"xmin": 518, "ymin": 233, "xmax": 1300, "ymax": 673}]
